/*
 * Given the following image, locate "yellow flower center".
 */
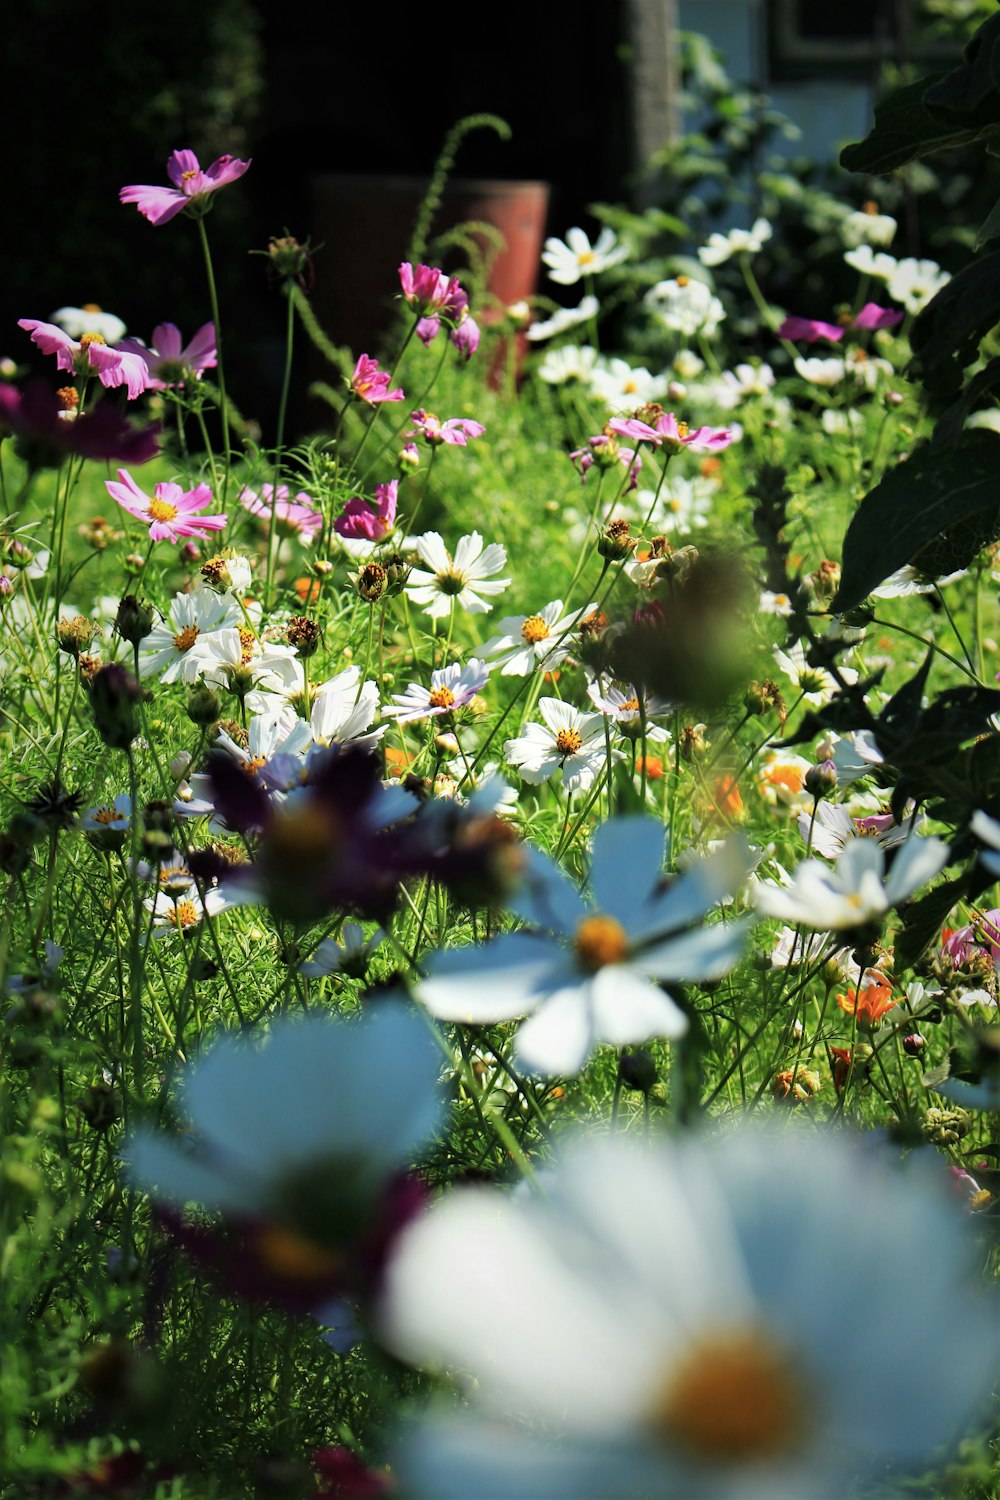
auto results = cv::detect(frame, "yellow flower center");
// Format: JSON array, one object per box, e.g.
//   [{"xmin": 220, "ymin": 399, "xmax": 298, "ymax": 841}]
[
  {"xmin": 168, "ymin": 899, "xmax": 199, "ymax": 930},
  {"xmin": 93, "ymin": 806, "xmax": 122, "ymax": 825},
  {"xmin": 240, "ymin": 755, "xmax": 267, "ymax": 776},
  {"xmin": 173, "ymin": 625, "xmax": 200, "ymax": 653},
  {"xmin": 621, "ymin": 696, "xmax": 640, "ymax": 713},
  {"xmin": 82, "ymin": 303, "xmax": 102, "ymax": 312},
  {"xmin": 574, "ymin": 913, "xmax": 629, "ymax": 970},
  {"xmin": 676, "ymin": 275, "xmax": 690, "ymax": 287},
  {"xmin": 969, "ymin": 1188, "xmax": 994, "ymax": 1212},
  {"xmin": 148, "ymin": 496, "xmax": 179, "ymax": 523},
  {"xmin": 79, "ymin": 333, "xmax": 106, "ymax": 348},
  {"xmin": 521, "ymin": 614, "xmax": 551, "ymax": 644},
  {"xmin": 428, "ymin": 686, "xmax": 456, "ymax": 710},
  {"xmin": 181, "ymin": 169, "xmax": 199, "ymax": 184},
  {"xmin": 577, "ymin": 249, "xmax": 597, "ymax": 267},
  {"xmin": 555, "ymin": 727, "xmax": 582, "ymax": 755},
  {"xmin": 652, "ymin": 1327, "xmax": 806, "ymax": 1463},
  {"xmin": 676, "ymin": 420, "xmax": 689, "ymax": 439},
  {"xmin": 253, "ymin": 1224, "xmax": 340, "ymax": 1281},
  {"xmin": 238, "ymin": 625, "xmax": 257, "ymax": 665}
]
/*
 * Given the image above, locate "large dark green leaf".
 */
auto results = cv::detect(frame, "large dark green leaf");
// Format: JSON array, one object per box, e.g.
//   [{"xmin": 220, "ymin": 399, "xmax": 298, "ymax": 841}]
[
  {"xmin": 933, "ymin": 357, "xmax": 1000, "ymax": 444},
  {"xmin": 923, "ymin": 14, "xmax": 1000, "ymax": 129},
  {"xmin": 832, "ymin": 432, "xmax": 1000, "ymax": 612},
  {"xmin": 840, "ymin": 74, "xmax": 979, "ymax": 174},
  {"xmin": 910, "ymin": 252, "xmax": 1000, "ymax": 382}
]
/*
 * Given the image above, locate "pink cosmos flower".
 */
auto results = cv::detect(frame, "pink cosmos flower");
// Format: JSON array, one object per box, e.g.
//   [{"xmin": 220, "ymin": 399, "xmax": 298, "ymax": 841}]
[
  {"xmin": 941, "ymin": 910, "xmax": 1000, "ymax": 968},
  {"xmin": 609, "ymin": 411, "xmax": 735, "ymax": 453},
  {"xmin": 407, "ymin": 409, "xmax": 484, "ymax": 447},
  {"xmin": 0, "ymin": 380, "xmax": 161, "ymax": 465},
  {"xmin": 350, "ymin": 354, "xmax": 404, "ymax": 406},
  {"xmin": 852, "ymin": 301, "xmax": 905, "ymax": 331},
  {"xmin": 334, "ymin": 480, "xmax": 398, "ymax": 542},
  {"xmin": 398, "ymin": 262, "xmax": 478, "ymax": 353},
  {"xmin": 120, "ymin": 149, "xmax": 251, "ymax": 227},
  {"xmin": 117, "ymin": 322, "xmax": 217, "ymax": 388},
  {"xmin": 449, "ymin": 314, "xmax": 481, "ymax": 360},
  {"xmin": 239, "ymin": 483, "xmax": 323, "ymax": 544},
  {"xmin": 18, "ymin": 320, "xmax": 151, "ymax": 400},
  {"xmin": 106, "ymin": 468, "xmax": 227, "ymax": 543},
  {"xmin": 778, "ymin": 314, "xmax": 844, "ymax": 344}
]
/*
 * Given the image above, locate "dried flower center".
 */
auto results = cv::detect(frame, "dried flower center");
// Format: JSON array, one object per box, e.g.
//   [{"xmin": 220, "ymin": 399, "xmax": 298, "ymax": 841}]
[
  {"xmin": 173, "ymin": 625, "xmax": 200, "ymax": 653},
  {"xmin": 148, "ymin": 496, "xmax": 179, "ymax": 523},
  {"xmin": 428, "ymin": 687, "xmax": 456, "ymax": 710},
  {"xmin": 521, "ymin": 614, "xmax": 550, "ymax": 644},
  {"xmin": 574, "ymin": 913, "xmax": 629, "ymax": 970},
  {"xmin": 57, "ymin": 386, "xmax": 79, "ymax": 411},
  {"xmin": 238, "ymin": 626, "xmax": 257, "ymax": 665},
  {"xmin": 555, "ymin": 727, "xmax": 582, "ymax": 755},
  {"xmin": 652, "ymin": 1328, "xmax": 806, "ymax": 1462},
  {"xmin": 168, "ymin": 899, "xmax": 199, "ymax": 930},
  {"xmin": 93, "ymin": 806, "xmax": 123, "ymax": 825},
  {"xmin": 434, "ymin": 568, "xmax": 466, "ymax": 597}
]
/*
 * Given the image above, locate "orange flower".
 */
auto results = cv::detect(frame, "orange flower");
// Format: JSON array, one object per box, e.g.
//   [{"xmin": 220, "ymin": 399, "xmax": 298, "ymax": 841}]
[
  {"xmin": 836, "ymin": 973, "xmax": 897, "ymax": 1030},
  {"xmin": 712, "ymin": 775, "xmax": 744, "ymax": 821},
  {"xmin": 294, "ymin": 576, "xmax": 322, "ymax": 605},
  {"xmin": 636, "ymin": 754, "xmax": 664, "ymax": 781},
  {"xmin": 384, "ymin": 745, "xmax": 412, "ymax": 776}
]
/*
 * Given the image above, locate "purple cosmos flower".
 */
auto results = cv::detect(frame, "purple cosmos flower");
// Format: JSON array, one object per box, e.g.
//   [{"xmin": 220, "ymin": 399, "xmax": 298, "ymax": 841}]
[
  {"xmin": 350, "ymin": 353, "xmax": 404, "ymax": 406},
  {"xmin": 106, "ymin": 468, "xmax": 227, "ymax": 543},
  {"xmin": 239, "ymin": 483, "xmax": 322, "ymax": 544},
  {"xmin": 449, "ymin": 314, "xmax": 481, "ymax": 360},
  {"xmin": 18, "ymin": 319, "xmax": 151, "ymax": 399},
  {"xmin": 852, "ymin": 301, "xmax": 905, "ymax": 331},
  {"xmin": 398, "ymin": 262, "xmax": 475, "ymax": 349},
  {"xmin": 334, "ymin": 480, "xmax": 398, "ymax": 542},
  {"xmin": 609, "ymin": 411, "xmax": 734, "ymax": 453},
  {"xmin": 120, "ymin": 148, "xmax": 251, "ymax": 226},
  {"xmin": 116, "ymin": 322, "xmax": 217, "ymax": 388},
  {"xmin": 407, "ymin": 409, "xmax": 484, "ymax": 447},
  {"xmin": 777, "ymin": 315, "xmax": 845, "ymax": 344},
  {"xmin": 569, "ymin": 433, "xmax": 642, "ymax": 489},
  {"xmin": 0, "ymin": 380, "xmax": 160, "ymax": 467}
]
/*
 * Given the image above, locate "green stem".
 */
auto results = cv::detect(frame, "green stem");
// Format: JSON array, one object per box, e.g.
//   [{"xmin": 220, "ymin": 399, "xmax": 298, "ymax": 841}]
[
  {"xmin": 265, "ymin": 285, "xmax": 297, "ymax": 610},
  {"xmin": 196, "ymin": 217, "xmax": 231, "ymax": 498}
]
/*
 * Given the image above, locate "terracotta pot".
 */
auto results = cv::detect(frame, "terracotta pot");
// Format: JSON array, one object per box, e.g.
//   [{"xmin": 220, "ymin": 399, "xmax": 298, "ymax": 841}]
[{"xmin": 306, "ymin": 174, "xmax": 550, "ymax": 357}]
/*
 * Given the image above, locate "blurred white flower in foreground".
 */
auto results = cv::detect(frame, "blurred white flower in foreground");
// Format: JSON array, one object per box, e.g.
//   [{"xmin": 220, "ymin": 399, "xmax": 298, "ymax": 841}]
[
  {"xmin": 381, "ymin": 1124, "xmax": 998, "ymax": 1500},
  {"xmin": 754, "ymin": 835, "xmax": 949, "ymax": 930}
]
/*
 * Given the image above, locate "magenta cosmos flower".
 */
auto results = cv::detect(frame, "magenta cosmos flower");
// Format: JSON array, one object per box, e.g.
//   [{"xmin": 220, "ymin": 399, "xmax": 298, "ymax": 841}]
[
  {"xmin": 397, "ymin": 262, "xmax": 479, "ymax": 354},
  {"xmin": 18, "ymin": 320, "xmax": 151, "ymax": 400},
  {"xmin": 117, "ymin": 322, "xmax": 217, "ymax": 388},
  {"xmin": 350, "ymin": 353, "xmax": 404, "ymax": 406},
  {"xmin": 239, "ymin": 484, "xmax": 322, "ymax": 544},
  {"xmin": 0, "ymin": 380, "xmax": 161, "ymax": 466},
  {"xmin": 106, "ymin": 468, "xmax": 227, "ymax": 543},
  {"xmin": 609, "ymin": 411, "xmax": 735, "ymax": 453},
  {"xmin": 569, "ymin": 433, "xmax": 642, "ymax": 489},
  {"xmin": 778, "ymin": 303, "xmax": 903, "ymax": 343},
  {"xmin": 407, "ymin": 409, "xmax": 484, "ymax": 447},
  {"xmin": 334, "ymin": 480, "xmax": 398, "ymax": 542},
  {"xmin": 120, "ymin": 149, "xmax": 251, "ymax": 227}
]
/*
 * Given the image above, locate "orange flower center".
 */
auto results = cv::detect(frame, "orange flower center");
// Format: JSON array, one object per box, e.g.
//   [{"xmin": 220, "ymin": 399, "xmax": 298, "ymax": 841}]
[
  {"xmin": 167, "ymin": 899, "xmax": 199, "ymax": 930},
  {"xmin": 428, "ymin": 686, "xmax": 456, "ymax": 710},
  {"xmin": 555, "ymin": 727, "xmax": 582, "ymax": 755},
  {"xmin": 253, "ymin": 1224, "xmax": 340, "ymax": 1281},
  {"xmin": 521, "ymin": 614, "xmax": 550, "ymax": 644},
  {"xmin": 238, "ymin": 626, "xmax": 257, "ymax": 665},
  {"xmin": 79, "ymin": 333, "xmax": 106, "ymax": 348},
  {"xmin": 574, "ymin": 913, "xmax": 629, "ymax": 970},
  {"xmin": 173, "ymin": 625, "xmax": 200, "ymax": 653},
  {"xmin": 652, "ymin": 1328, "xmax": 806, "ymax": 1462},
  {"xmin": 240, "ymin": 755, "xmax": 267, "ymax": 776},
  {"xmin": 148, "ymin": 496, "xmax": 179, "ymax": 523},
  {"xmin": 93, "ymin": 806, "xmax": 123, "ymax": 825}
]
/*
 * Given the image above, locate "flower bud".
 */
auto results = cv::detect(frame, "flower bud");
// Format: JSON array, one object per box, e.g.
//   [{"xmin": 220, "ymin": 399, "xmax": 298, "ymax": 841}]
[
  {"xmin": 286, "ymin": 614, "xmax": 322, "ymax": 657},
  {"xmin": 598, "ymin": 518, "xmax": 636, "ymax": 561},
  {"xmin": 382, "ymin": 552, "xmax": 411, "ymax": 596},
  {"xmin": 618, "ymin": 1048, "xmax": 658, "ymax": 1093},
  {"xmin": 398, "ymin": 442, "xmax": 421, "ymax": 474},
  {"xmin": 115, "ymin": 594, "xmax": 156, "ymax": 646},
  {"xmin": 901, "ymin": 1033, "xmax": 926, "ymax": 1057},
  {"xmin": 89, "ymin": 664, "xmax": 143, "ymax": 750},
  {"xmin": 355, "ymin": 562, "xmax": 387, "ymax": 604},
  {"xmin": 186, "ymin": 683, "xmax": 221, "ymax": 727},
  {"xmin": 805, "ymin": 759, "xmax": 838, "ymax": 799},
  {"xmin": 680, "ymin": 723, "xmax": 709, "ymax": 762}
]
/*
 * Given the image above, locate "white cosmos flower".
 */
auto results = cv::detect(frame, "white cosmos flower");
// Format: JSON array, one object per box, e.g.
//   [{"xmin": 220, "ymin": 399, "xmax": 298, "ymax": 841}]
[
  {"xmin": 537, "ymin": 344, "xmax": 599, "ymax": 386},
  {"xmin": 586, "ymin": 681, "xmax": 671, "ymax": 743},
  {"xmin": 308, "ymin": 665, "xmax": 384, "ymax": 750},
  {"xmin": 199, "ymin": 627, "xmax": 300, "ymax": 698},
  {"xmin": 482, "ymin": 599, "xmax": 591, "ymax": 677},
  {"xmin": 79, "ymin": 793, "xmax": 133, "ymax": 835},
  {"xmin": 844, "ymin": 245, "xmax": 897, "ymax": 281},
  {"xmin": 754, "ymin": 834, "xmax": 949, "ymax": 930},
  {"xmin": 541, "ymin": 227, "xmax": 628, "ymax": 286},
  {"xmin": 526, "ymin": 296, "xmax": 599, "ymax": 342},
  {"xmin": 124, "ymin": 1003, "xmax": 443, "ymax": 1215},
  {"xmin": 697, "ymin": 217, "xmax": 772, "ymax": 267},
  {"xmin": 144, "ymin": 886, "xmax": 233, "ymax": 940},
  {"xmin": 710, "ymin": 362, "xmax": 776, "ymax": 408},
  {"xmin": 383, "ymin": 659, "xmax": 490, "ymax": 724},
  {"xmin": 793, "ymin": 356, "xmax": 845, "ymax": 387},
  {"xmin": 886, "ymin": 257, "xmax": 950, "ymax": 314},
  {"xmin": 773, "ymin": 641, "xmax": 857, "ymax": 706},
  {"xmin": 505, "ymin": 697, "xmax": 616, "ymax": 794},
  {"xmin": 381, "ymin": 1123, "xmax": 997, "ymax": 1500},
  {"xmin": 51, "ymin": 304, "xmax": 127, "ymax": 343},
  {"xmin": 405, "ymin": 532, "xmax": 510, "ymax": 619},
  {"xmin": 299, "ymin": 922, "xmax": 385, "ymax": 979},
  {"xmin": 589, "ymin": 357, "xmax": 669, "ymax": 411},
  {"xmin": 842, "ymin": 206, "xmax": 897, "ymax": 248},
  {"xmin": 645, "ymin": 278, "xmax": 725, "ymax": 338},
  {"xmin": 829, "ymin": 729, "xmax": 885, "ymax": 785},
  {"xmin": 796, "ymin": 801, "xmax": 921, "ymax": 860},
  {"xmin": 138, "ymin": 588, "xmax": 243, "ymax": 684},
  {"xmin": 415, "ymin": 816, "xmax": 751, "ymax": 1074}
]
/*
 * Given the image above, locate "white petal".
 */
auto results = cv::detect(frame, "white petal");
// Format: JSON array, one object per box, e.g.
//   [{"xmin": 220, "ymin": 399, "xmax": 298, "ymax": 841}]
[
  {"xmin": 589, "ymin": 965, "xmax": 688, "ymax": 1044},
  {"xmin": 515, "ymin": 988, "xmax": 593, "ymax": 1075},
  {"xmin": 418, "ymin": 933, "xmax": 556, "ymax": 1022}
]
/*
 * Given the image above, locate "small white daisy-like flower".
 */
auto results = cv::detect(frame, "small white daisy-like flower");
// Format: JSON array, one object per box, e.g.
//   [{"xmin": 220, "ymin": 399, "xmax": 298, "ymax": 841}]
[
  {"xmin": 300, "ymin": 922, "xmax": 385, "ymax": 979},
  {"xmin": 754, "ymin": 833, "xmax": 949, "ymax": 930},
  {"xmin": 482, "ymin": 599, "xmax": 592, "ymax": 677},
  {"xmin": 307, "ymin": 665, "xmax": 384, "ymax": 750},
  {"xmin": 796, "ymin": 801, "xmax": 922, "ymax": 861},
  {"xmin": 405, "ymin": 532, "xmax": 510, "ymax": 619},
  {"xmin": 145, "ymin": 886, "xmax": 232, "ymax": 940},
  {"xmin": 525, "ymin": 295, "xmax": 599, "ymax": 342},
  {"xmin": 820, "ymin": 408, "xmax": 865, "ymax": 437},
  {"xmin": 384, "ymin": 659, "xmax": 491, "ymax": 724},
  {"xmin": 51, "ymin": 304, "xmax": 127, "ymax": 343},
  {"xmin": 536, "ymin": 344, "xmax": 599, "ymax": 386},
  {"xmin": 138, "ymin": 588, "xmax": 243, "ymax": 684},
  {"xmin": 844, "ymin": 245, "xmax": 897, "ymax": 281},
  {"xmin": 886, "ymin": 256, "xmax": 950, "ymax": 315},
  {"xmin": 793, "ymin": 356, "xmax": 846, "ymax": 387},
  {"xmin": 589, "ymin": 357, "xmax": 669, "ymax": 411},
  {"xmin": 648, "ymin": 473, "xmax": 716, "ymax": 534},
  {"xmin": 586, "ymin": 681, "xmax": 671, "ymax": 744},
  {"xmin": 645, "ymin": 277, "xmax": 725, "ymax": 338},
  {"xmin": 541, "ymin": 227, "xmax": 628, "ymax": 286},
  {"xmin": 214, "ymin": 707, "xmax": 311, "ymax": 780},
  {"xmin": 709, "ymin": 362, "xmax": 776, "ymax": 409},
  {"xmin": 774, "ymin": 641, "xmax": 858, "ymax": 706},
  {"xmin": 759, "ymin": 590, "xmax": 794, "ymax": 616},
  {"xmin": 697, "ymin": 216, "xmax": 772, "ymax": 267},
  {"xmin": 505, "ymin": 697, "xmax": 617, "ymax": 793},
  {"xmin": 199, "ymin": 625, "xmax": 300, "ymax": 698},
  {"xmin": 79, "ymin": 793, "xmax": 133, "ymax": 835},
  {"xmin": 842, "ymin": 206, "xmax": 897, "ymax": 248}
]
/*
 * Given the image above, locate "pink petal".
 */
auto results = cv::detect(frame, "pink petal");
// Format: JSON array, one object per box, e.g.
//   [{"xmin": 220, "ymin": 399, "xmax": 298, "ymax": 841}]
[
  {"xmin": 19, "ymin": 319, "xmax": 77, "ymax": 373},
  {"xmin": 119, "ymin": 184, "xmax": 188, "ymax": 226},
  {"xmin": 181, "ymin": 322, "xmax": 218, "ymax": 372},
  {"xmin": 166, "ymin": 150, "xmax": 201, "ymax": 188},
  {"xmin": 152, "ymin": 323, "xmax": 183, "ymax": 360}
]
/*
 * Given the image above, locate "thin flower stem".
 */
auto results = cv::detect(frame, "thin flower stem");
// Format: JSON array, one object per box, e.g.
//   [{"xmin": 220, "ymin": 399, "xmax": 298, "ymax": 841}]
[
  {"xmin": 265, "ymin": 285, "xmax": 296, "ymax": 610},
  {"xmin": 196, "ymin": 217, "xmax": 231, "ymax": 499}
]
